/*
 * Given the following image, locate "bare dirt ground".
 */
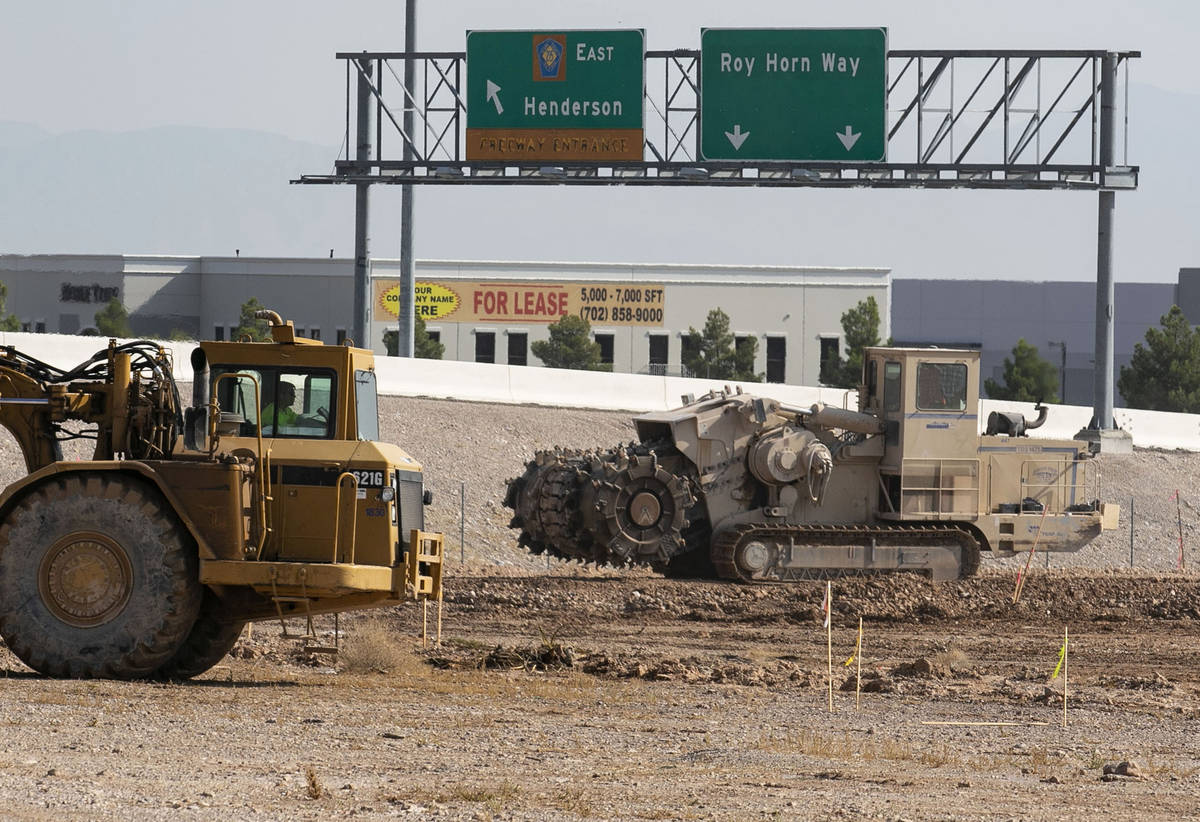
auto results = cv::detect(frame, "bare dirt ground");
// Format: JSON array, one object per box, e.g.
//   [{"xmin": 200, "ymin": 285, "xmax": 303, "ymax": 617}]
[{"xmin": 1, "ymin": 395, "xmax": 1199, "ymax": 820}]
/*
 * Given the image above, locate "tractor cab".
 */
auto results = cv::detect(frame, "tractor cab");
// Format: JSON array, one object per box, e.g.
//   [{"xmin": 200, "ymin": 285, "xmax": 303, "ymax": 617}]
[
  {"xmin": 185, "ymin": 311, "xmax": 440, "ymax": 617},
  {"xmin": 859, "ymin": 347, "xmax": 982, "ymax": 519}
]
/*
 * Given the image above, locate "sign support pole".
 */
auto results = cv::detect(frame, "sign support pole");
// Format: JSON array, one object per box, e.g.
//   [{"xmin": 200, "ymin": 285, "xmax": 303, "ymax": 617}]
[
  {"xmin": 1092, "ymin": 53, "xmax": 1117, "ymax": 431},
  {"xmin": 352, "ymin": 58, "xmax": 375, "ymax": 350},
  {"xmin": 397, "ymin": 0, "xmax": 417, "ymax": 358}
]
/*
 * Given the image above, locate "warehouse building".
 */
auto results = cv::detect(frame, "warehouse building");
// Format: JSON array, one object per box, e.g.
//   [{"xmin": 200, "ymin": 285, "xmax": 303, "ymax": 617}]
[
  {"xmin": 0, "ymin": 254, "xmax": 890, "ymax": 386},
  {"xmin": 7, "ymin": 252, "xmax": 1193, "ymax": 404}
]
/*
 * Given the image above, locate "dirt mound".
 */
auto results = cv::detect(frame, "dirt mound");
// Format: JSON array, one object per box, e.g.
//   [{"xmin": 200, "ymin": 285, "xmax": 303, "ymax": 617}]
[{"xmin": 440, "ymin": 571, "xmax": 1200, "ymax": 628}]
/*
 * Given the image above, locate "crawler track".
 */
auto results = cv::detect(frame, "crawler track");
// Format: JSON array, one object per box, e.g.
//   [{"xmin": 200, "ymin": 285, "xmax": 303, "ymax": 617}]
[{"xmin": 710, "ymin": 522, "xmax": 983, "ymax": 582}]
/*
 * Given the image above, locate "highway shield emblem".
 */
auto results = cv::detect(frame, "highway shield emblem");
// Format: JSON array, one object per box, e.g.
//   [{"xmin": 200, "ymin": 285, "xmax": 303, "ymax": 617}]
[{"xmin": 534, "ymin": 35, "xmax": 565, "ymax": 81}]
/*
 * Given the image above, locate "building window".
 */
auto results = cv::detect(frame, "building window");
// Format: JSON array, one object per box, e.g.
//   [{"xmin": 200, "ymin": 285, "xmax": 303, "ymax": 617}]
[
  {"xmin": 475, "ymin": 331, "xmax": 496, "ymax": 363},
  {"xmin": 20, "ymin": 321, "xmax": 30, "ymax": 332},
  {"xmin": 680, "ymin": 333, "xmax": 700, "ymax": 377},
  {"xmin": 507, "ymin": 332, "xmax": 527, "ymax": 366},
  {"xmin": 735, "ymin": 334, "xmax": 756, "ymax": 363},
  {"xmin": 34, "ymin": 321, "xmax": 46, "ymax": 334},
  {"xmin": 595, "ymin": 333, "xmax": 614, "ymax": 367},
  {"xmin": 309, "ymin": 327, "xmax": 321, "ymax": 341},
  {"xmin": 648, "ymin": 334, "xmax": 669, "ymax": 376},
  {"xmin": 426, "ymin": 329, "xmax": 440, "ymax": 344},
  {"xmin": 336, "ymin": 328, "xmax": 347, "ymax": 345},
  {"xmin": 819, "ymin": 337, "xmax": 840, "ymax": 384},
  {"xmin": 766, "ymin": 337, "xmax": 786, "ymax": 383},
  {"xmin": 213, "ymin": 326, "xmax": 225, "ymax": 341}
]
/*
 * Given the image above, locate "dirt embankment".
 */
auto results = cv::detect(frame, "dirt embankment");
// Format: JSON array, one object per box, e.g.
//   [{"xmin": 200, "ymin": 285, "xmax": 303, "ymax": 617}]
[{"xmin": 1, "ymin": 396, "xmax": 1199, "ymax": 820}]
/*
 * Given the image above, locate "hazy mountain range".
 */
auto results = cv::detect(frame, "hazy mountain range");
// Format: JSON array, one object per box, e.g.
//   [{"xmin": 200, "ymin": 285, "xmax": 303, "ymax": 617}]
[{"xmin": 0, "ymin": 82, "xmax": 1196, "ymax": 281}]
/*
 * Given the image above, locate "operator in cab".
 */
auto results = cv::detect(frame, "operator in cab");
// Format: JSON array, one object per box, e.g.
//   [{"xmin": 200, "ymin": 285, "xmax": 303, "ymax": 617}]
[{"xmin": 263, "ymin": 381, "xmax": 299, "ymax": 429}]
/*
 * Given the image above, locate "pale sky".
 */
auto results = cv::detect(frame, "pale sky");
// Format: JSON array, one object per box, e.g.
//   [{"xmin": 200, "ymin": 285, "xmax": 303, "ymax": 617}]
[
  {"xmin": 1, "ymin": 1, "xmax": 1186, "ymax": 142},
  {"xmin": 1, "ymin": 1, "xmax": 1197, "ymax": 281}
]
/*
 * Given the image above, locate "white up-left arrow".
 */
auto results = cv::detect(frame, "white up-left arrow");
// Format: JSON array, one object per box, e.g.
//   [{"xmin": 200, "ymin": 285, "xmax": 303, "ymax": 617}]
[
  {"xmin": 486, "ymin": 80, "xmax": 504, "ymax": 115},
  {"xmin": 724, "ymin": 124, "xmax": 750, "ymax": 150}
]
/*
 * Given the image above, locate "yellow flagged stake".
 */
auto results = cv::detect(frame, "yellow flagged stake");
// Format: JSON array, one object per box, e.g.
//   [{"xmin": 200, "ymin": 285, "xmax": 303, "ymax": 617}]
[
  {"xmin": 1050, "ymin": 626, "xmax": 1069, "ymax": 727},
  {"xmin": 1050, "ymin": 632, "xmax": 1067, "ymax": 680},
  {"xmin": 843, "ymin": 616, "xmax": 864, "ymax": 712},
  {"xmin": 823, "ymin": 581, "xmax": 833, "ymax": 713}
]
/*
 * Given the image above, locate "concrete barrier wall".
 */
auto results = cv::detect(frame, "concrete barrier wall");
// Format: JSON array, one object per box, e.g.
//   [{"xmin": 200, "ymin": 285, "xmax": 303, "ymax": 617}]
[
  {"xmin": 3, "ymin": 331, "xmax": 1197, "ymax": 451},
  {"xmin": 372, "ymin": 356, "xmax": 855, "ymax": 412},
  {"xmin": 0, "ymin": 332, "xmax": 197, "ymax": 381}
]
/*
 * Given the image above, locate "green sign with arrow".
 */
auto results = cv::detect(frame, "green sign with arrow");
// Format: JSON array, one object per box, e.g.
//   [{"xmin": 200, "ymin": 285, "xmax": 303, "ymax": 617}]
[
  {"xmin": 700, "ymin": 28, "xmax": 887, "ymax": 162},
  {"xmin": 466, "ymin": 29, "xmax": 645, "ymax": 162}
]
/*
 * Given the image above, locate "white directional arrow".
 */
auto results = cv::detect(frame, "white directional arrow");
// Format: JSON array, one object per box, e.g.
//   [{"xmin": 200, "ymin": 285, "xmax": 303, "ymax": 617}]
[
  {"xmin": 485, "ymin": 79, "xmax": 504, "ymax": 115},
  {"xmin": 836, "ymin": 125, "xmax": 861, "ymax": 151},
  {"xmin": 724, "ymin": 124, "xmax": 750, "ymax": 150}
]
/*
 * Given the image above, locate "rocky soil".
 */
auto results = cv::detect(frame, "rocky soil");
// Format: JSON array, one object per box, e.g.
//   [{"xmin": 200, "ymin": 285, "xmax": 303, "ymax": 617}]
[{"xmin": 0, "ymin": 395, "xmax": 1198, "ymax": 820}]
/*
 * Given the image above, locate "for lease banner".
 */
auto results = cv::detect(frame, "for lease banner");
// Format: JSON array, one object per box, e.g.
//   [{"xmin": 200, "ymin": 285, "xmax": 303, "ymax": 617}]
[{"xmin": 374, "ymin": 280, "xmax": 665, "ymax": 327}]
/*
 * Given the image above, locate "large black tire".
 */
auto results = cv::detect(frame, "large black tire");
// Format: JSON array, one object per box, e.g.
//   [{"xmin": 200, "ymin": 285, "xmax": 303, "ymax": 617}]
[
  {"xmin": 0, "ymin": 474, "xmax": 202, "ymax": 679},
  {"xmin": 154, "ymin": 589, "xmax": 246, "ymax": 680}
]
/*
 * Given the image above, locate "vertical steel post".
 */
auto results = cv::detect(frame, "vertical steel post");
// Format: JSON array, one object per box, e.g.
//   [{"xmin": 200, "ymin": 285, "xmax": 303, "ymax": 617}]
[
  {"xmin": 1048, "ymin": 340, "xmax": 1066, "ymax": 403},
  {"xmin": 397, "ymin": 0, "xmax": 417, "ymax": 357},
  {"xmin": 352, "ymin": 57, "xmax": 375, "ymax": 349},
  {"xmin": 1092, "ymin": 53, "xmax": 1117, "ymax": 430},
  {"xmin": 1059, "ymin": 342, "xmax": 1066, "ymax": 404}
]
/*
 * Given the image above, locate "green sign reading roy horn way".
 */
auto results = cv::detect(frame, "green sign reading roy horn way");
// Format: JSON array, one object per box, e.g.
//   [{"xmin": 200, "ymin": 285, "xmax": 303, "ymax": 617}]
[
  {"xmin": 466, "ymin": 29, "xmax": 645, "ymax": 162},
  {"xmin": 700, "ymin": 28, "xmax": 887, "ymax": 162}
]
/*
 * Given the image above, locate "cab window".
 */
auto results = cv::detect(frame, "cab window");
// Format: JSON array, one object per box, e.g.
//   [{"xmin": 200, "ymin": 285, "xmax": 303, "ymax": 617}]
[
  {"xmin": 883, "ymin": 361, "xmax": 902, "ymax": 412},
  {"xmin": 211, "ymin": 367, "xmax": 261, "ymax": 435},
  {"xmin": 212, "ymin": 366, "xmax": 336, "ymax": 438},
  {"xmin": 355, "ymin": 369, "xmax": 379, "ymax": 442},
  {"xmin": 916, "ymin": 362, "xmax": 967, "ymax": 411}
]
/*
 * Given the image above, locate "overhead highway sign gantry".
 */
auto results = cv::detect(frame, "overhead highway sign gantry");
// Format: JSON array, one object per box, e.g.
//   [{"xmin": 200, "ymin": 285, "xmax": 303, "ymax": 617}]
[{"xmin": 298, "ymin": 44, "xmax": 1139, "ymax": 444}]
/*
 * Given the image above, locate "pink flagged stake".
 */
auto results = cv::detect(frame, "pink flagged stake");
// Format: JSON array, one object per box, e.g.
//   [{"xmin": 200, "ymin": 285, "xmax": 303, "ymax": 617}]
[
  {"xmin": 1012, "ymin": 502, "xmax": 1051, "ymax": 603},
  {"xmin": 1173, "ymin": 490, "xmax": 1185, "ymax": 570},
  {"xmin": 821, "ymin": 581, "xmax": 831, "ymax": 628}
]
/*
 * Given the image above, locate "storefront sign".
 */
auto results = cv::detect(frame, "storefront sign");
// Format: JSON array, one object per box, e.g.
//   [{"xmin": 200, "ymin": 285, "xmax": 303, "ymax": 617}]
[{"xmin": 60, "ymin": 283, "xmax": 120, "ymax": 304}]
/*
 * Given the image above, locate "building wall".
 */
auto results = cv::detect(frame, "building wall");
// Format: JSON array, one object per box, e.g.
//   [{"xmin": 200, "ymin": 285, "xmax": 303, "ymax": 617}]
[
  {"xmin": 197, "ymin": 257, "xmax": 354, "ymax": 343},
  {"xmin": 891, "ymin": 278, "xmax": 1179, "ymax": 406}
]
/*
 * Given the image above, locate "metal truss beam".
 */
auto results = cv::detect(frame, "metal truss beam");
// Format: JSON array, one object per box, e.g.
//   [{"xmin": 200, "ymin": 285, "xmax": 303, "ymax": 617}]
[{"xmin": 296, "ymin": 49, "xmax": 1139, "ymax": 191}]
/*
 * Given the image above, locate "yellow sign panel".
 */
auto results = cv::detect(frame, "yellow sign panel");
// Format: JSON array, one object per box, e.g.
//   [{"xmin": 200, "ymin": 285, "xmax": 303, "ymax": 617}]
[
  {"xmin": 378, "ymin": 282, "xmax": 461, "ymax": 321},
  {"xmin": 373, "ymin": 280, "xmax": 665, "ymax": 327}
]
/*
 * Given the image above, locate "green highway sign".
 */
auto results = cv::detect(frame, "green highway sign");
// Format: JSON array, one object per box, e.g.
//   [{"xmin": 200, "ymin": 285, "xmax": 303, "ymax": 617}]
[
  {"xmin": 466, "ymin": 29, "xmax": 645, "ymax": 162},
  {"xmin": 700, "ymin": 28, "xmax": 887, "ymax": 162}
]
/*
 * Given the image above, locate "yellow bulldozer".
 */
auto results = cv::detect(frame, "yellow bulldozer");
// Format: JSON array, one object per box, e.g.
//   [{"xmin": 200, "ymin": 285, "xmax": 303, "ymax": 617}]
[{"xmin": 0, "ymin": 310, "xmax": 442, "ymax": 679}]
